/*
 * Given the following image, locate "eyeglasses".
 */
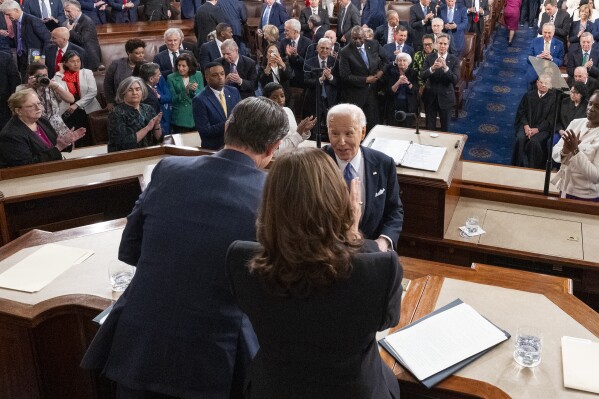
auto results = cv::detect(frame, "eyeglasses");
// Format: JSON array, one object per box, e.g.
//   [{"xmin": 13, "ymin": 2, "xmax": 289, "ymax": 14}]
[{"xmin": 20, "ymin": 103, "xmax": 43, "ymax": 109}]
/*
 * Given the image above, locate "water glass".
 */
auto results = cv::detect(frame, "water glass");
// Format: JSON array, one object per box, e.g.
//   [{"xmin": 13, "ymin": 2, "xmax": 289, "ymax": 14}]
[
  {"xmin": 465, "ymin": 216, "xmax": 480, "ymax": 234},
  {"xmin": 108, "ymin": 260, "xmax": 135, "ymax": 292},
  {"xmin": 513, "ymin": 326, "xmax": 543, "ymax": 367}
]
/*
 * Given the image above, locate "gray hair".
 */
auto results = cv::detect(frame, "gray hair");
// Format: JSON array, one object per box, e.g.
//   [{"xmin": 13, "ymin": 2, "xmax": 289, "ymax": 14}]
[
  {"xmin": 115, "ymin": 76, "xmax": 148, "ymax": 104},
  {"xmin": 327, "ymin": 103, "xmax": 366, "ymax": 129},
  {"xmin": 164, "ymin": 28, "xmax": 184, "ymax": 41},
  {"xmin": 225, "ymin": 97, "xmax": 289, "ymax": 153},
  {"xmin": 138, "ymin": 62, "xmax": 161, "ymax": 82},
  {"xmin": 0, "ymin": 0, "xmax": 21, "ymax": 12},
  {"xmin": 581, "ymin": 31, "xmax": 594, "ymax": 40},
  {"xmin": 63, "ymin": 0, "xmax": 82, "ymax": 10},
  {"xmin": 431, "ymin": 17, "xmax": 444, "ymax": 25},
  {"xmin": 220, "ymin": 38, "xmax": 238, "ymax": 52},
  {"xmin": 542, "ymin": 22, "xmax": 556, "ymax": 32},
  {"xmin": 308, "ymin": 14, "xmax": 322, "ymax": 27},
  {"xmin": 285, "ymin": 18, "xmax": 301, "ymax": 33},
  {"xmin": 395, "ymin": 52, "xmax": 412, "ymax": 64},
  {"xmin": 575, "ymin": 66, "xmax": 588, "ymax": 77},
  {"xmin": 386, "ymin": 10, "xmax": 399, "ymax": 19},
  {"xmin": 317, "ymin": 37, "xmax": 332, "ymax": 47}
]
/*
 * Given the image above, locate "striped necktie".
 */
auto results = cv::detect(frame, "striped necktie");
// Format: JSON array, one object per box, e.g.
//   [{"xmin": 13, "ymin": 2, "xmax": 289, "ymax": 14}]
[{"xmin": 218, "ymin": 91, "xmax": 227, "ymax": 117}]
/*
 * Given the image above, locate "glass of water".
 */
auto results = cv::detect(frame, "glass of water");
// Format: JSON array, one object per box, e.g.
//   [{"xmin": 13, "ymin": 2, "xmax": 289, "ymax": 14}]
[
  {"xmin": 513, "ymin": 326, "xmax": 543, "ymax": 367},
  {"xmin": 108, "ymin": 260, "xmax": 136, "ymax": 292},
  {"xmin": 465, "ymin": 216, "xmax": 480, "ymax": 234}
]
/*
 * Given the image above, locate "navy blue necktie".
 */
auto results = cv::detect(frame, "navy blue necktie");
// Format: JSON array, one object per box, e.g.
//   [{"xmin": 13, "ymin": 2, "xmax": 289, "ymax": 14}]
[{"xmin": 344, "ymin": 163, "xmax": 356, "ymax": 188}]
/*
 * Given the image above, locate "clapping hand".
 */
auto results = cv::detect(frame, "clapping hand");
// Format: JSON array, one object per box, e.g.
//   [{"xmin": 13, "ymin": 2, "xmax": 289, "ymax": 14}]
[
  {"xmin": 296, "ymin": 116, "xmax": 317, "ymax": 136},
  {"xmin": 562, "ymin": 129, "xmax": 581, "ymax": 155},
  {"xmin": 56, "ymin": 127, "xmax": 86, "ymax": 151}
]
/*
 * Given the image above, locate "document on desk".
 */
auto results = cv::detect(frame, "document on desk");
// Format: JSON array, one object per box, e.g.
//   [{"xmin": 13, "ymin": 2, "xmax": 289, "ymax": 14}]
[
  {"xmin": 0, "ymin": 244, "xmax": 94, "ymax": 293},
  {"xmin": 562, "ymin": 336, "xmax": 599, "ymax": 394},
  {"xmin": 368, "ymin": 138, "xmax": 446, "ymax": 172},
  {"xmin": 379, "ymin": 299, "xmax": 509, "ymax": 388}
]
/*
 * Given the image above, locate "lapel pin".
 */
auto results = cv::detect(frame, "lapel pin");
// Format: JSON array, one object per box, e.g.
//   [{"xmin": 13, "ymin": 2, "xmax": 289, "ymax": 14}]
[{"xmin": 373, "ymin": 171, "xmax": 377, "ymax": 175}]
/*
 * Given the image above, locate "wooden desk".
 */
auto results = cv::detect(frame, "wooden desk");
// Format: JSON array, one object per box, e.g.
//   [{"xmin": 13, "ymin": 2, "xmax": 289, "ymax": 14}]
[{"xmin": 388, "ymin": 260, "xmax": 599, "ymax": 399}]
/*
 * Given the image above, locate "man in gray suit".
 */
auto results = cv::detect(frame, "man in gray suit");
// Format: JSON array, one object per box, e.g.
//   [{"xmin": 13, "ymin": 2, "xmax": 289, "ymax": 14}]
[{"xmin": 336, "ymin": 0, "xmax": 360, "ymax": 45}]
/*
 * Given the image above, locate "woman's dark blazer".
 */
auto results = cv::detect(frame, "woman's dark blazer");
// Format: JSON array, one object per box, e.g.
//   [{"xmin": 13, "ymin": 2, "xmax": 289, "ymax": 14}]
[
  {"xmin": 558, "ymin": 98, "xmax": 588, "ymax": 131},
  {"xmin": 0, "ymin": 116, "xmax": 61, "ymax": 168},
  {"xmin": 384, "ymin": 66, "xmax": 420, "ymax": 114},
  {"xmin": 226, "ymin": 240, "xmax": 403, "ymax": 399},
  {"xmin": 258, "ymin": 60, "xmax": 293, "ymax": 106}
]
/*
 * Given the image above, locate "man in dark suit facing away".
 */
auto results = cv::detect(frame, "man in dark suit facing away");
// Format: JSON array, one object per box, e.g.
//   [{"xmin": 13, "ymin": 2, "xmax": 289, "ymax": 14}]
[
  {"xmin": 338, "ymin": 26, "xmax": 388, "ymax": 132},
  {"xmin": 63, "ymin": 0, "xmax": 101, "ymax": 71},
  {"xmin": 194, "ymin": 0, "xmax": 225, "ymax": 46},
  {"xmin": 300, "ymin": 0, "xmax": 329, "ymax": 39},
  {"xmin": 216, "ymin": 39, "xmax": 257, "ymax": 99},
  {"xmin": 80, "ymin": 96, "xmax": 289, "ymax": 399},
  {"xmin": 193, "ymin": 62, "xmax": 242, "ymax": 150},
  {"xmin": 153, "ymin": 28, "xmax": 193, "ymax": 79},
  {"xmin": 198, "ymin": 23, "xmax": 233, "ymax": 71},
  {"xmin": 336, "ymin": 0, "xmax": 360, "ymax": 45},
  {"xmin": 44, "ymin": 27, "xmax": 87, "ymax": 78},
  {"xmin": 0, "ymin": 1, "xmax": 51, "ymax": 77},
  {"xmin": 421, "ymin": 32, "xmax": 459, "ymax": 131}
]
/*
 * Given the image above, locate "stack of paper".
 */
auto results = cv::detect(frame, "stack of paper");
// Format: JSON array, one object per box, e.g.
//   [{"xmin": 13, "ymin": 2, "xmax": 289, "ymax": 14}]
[
  {"xmin": 379, "ymin": 299, "xmax": 510, "ymax": 388},
  {"xmin": 368, "ymin": 137, "xmax": 447, "ymax": 172},
  {"xmin": 562, "ymin": 336, "xmax": 599, "ymax": 394}
]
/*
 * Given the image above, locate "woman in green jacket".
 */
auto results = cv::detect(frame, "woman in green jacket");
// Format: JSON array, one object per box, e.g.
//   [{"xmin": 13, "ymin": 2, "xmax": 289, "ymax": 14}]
[{"xmin": 167, "ymin": 53, "xmax": 203, "ymax": 132}]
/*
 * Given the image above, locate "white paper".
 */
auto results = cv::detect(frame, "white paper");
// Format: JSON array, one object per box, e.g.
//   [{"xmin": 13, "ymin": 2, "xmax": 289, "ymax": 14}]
[
  {"xmin": 369, "ymin": 138, "xmax": 411, "ymax": 165},
  {"xmin": 140, "ymin": 163, "xmax": 157, "ymax": 191},
  {"xmin": 0, "ymin": 244, "xmax": 94, "ymax": 293},
  {"xmin": 383, "ymin": 303, "xmax": 508, "ymax": 381},
  {"xmin": 562, "ymin": 336, "xmax": 599, "ymax": 394},
  {"xmin": 369, "ymin": 138, "xmax": 446, "ymax": 172}
]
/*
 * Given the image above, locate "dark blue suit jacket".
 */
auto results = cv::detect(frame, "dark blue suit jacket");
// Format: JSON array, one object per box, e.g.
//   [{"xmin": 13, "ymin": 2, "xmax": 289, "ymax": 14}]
[
  {"xmin": 198, "ymin": 40, "xmax": 221, "ymax": 71},
  {"xmin": 567, "ymin": 45, "xmax": 599, "ymax": 78},
  {"xmin": 80, "ymin": 0, "xmax": 107, "ymax": 24},
  {"xmin": 153, "ymin": 49, "xmax": 192, "ymax": 79},
  {"xmin": 525, "ymin": 37, "xmax": 564, "ymax": 82},
  {"xmin": 13, "ymin": 13, "xmax": 51, "ymax": 59},
  {"xmin": 217, "ymin": 0, "xmax": 247, "ymax": 37},
  {"xmin": 106, "ymin": 0, "xmax": 139, "ymax": 23},
  {"xmin": 382, "ymin": 42, "xmax": 415, "ymax": 63},
  {"xmin": 259, "ymin": 2, "xmax": 289, "ymax": 32},
  {"xmin": 193, "ymin": 85, "xmax": 241, "ymax": 150},
  {"xmin": 438, "ymin": 5, "xmax": 469, "ymax": 54},
  {"xmin": 22, "ymin": 0, "xmax": 66, "ymax": 24},
  {"xmin": 81, "ymin": 150, "xmax": 264, "ymax": 398},
  {"xmin": 361, "ymin": 0, "xmax": 386, "ymax": 28},
  {"xmin": 44, "ymin": 42, "xmax": 87, "ymax": 78},
  {"xmin": 324, "ymin": 145, "xmax": 404, "ymax": 245}
]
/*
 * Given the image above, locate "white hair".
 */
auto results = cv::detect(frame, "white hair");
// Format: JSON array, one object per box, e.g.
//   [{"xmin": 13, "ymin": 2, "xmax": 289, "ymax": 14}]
[
  {"xmin": 317, "ymin": 38, "xmax": 332, "ymax": 47},
  {"xmin": 395, "ymin": 52, "xmax": 412, "ymax": 64},
  {"xmin": 221, "ymin": 38, "xmax": 238, "ymax": 52},
  {"xmin": 0, "ymin": 0, "xmax": 21, "ymax": 12},
  {"xmin": 285, "ymin": 18, "xmax": 301, "ymax": 32},
  {"xmin": 431, "ymin": 17, "xmax": 444, "ymax": 25},
  {"xmin": 164, "ymin": 28, "xmax": 184, "ymax": 40},
  {"xmin": 327, "ymin": 104, "xmax": 367, "ymax": 128}
]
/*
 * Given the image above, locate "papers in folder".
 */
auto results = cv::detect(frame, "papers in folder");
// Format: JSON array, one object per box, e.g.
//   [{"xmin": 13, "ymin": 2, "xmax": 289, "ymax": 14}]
[
  {"xmin": 368, "ymin": 138, "xmax": 446, "ymax": 172},
  {"xmin": 0, "ymin": 244, "xmax": 94, "ymax": 293},
  {"xmin": 562, "ymin": 336, "xmax": 599, "ymax": 394},
  {"xmin": 379, "ymin": 299, "xmax": 510, "ymax": 388}
]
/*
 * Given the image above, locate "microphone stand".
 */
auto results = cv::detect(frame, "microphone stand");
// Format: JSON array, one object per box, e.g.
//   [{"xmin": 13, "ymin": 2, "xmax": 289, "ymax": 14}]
[
  {"xmin": 543, "ymin": 87, "xmax": 565, "ymax": 196},
  {"xmin": 313, "ymin": 67, "xmax": 325, "ymax": 148}
]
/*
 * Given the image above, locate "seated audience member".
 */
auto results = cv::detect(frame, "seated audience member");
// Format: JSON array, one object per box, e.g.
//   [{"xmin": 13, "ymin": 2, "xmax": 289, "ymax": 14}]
[
  {"xmin": 555, "ymin": 82, "xmax": 588, "ymax": 142},
  {"xmin": 572, "ymin": 65, "xmax": 599, "ymax": 92},
  {"xmin": 199, "ymin": 23, "xmax": 233, "ymax": 71},
  {"xmin": 385, "ymin": 53, "xmax": 419, "ymax": 127},
  {"xmin": 167, "ymin": 53, "xmax": 204, "ymax": 133},
  {"xmin": 143, "ymin": 0, "xmax": 171, "ymax": 20},
  {"xmin": 226, "ymin": 147, "xmax": 402, "ymax": 399},
  {"xmin": 525, "ymin": 23, "xmax": 564, "ymax": 84},
  {"xmin": 567, "ymin": 32, "xmax": 599, "ymax": 78},
  {"xmin": 193, "ymin": 62, "xmax": 241, "ymax": 149},
  {"xmin": 81, "ymin": 97, "xmax": 289, "ymax": 399},
  {"xmin": 45, "ymin": 27, "xmax": 87, "ymax": 79},
  {"xmin": 107, "ymin": 77, "xmax": 162, "ymax": 152},
  {"xmin": 216, "ymin": 0, "xmax": 247, "ymax": 45},
  {"xmin": 324, "ymin": 103, "xmax": 404, "ymax": 251},
  {"xmin": 194, "ymin": 0, "xmax": 226, "ymax": 46},
  {"xmin": 375, "ymin": 10, "xmax": 401, "ymax": 46},
  {"xmin": 104, "ymin": 39, "xmax": 146, "ymax": 110},
  {"xmin": 280, "ymin": 19, "xmax": 311, "ymax": 89},
  {"xmin": 78, "ymin": 0, "xmax": 107, "ymax": 24},
  {"xmin": 17, "ymin": 63, "xmax": 72, "ymax": 136},
  {"xmin": 53, "ymin": 50, "xmax": 101, "ymax": 144},
  {"xmin": 300, "ymin": 0, "xmax": 329, "ymax": 39},
  {"xmin": 154, "ymin": 28, "xmax": 194, "ymax": 79},
  {"xmin": 512, "ymin": 74, "xmax": 557, "ymax": 169},
  {"xmin": 569, "ymin": 4, "xmax": 593, "ymax": 50},
  {"xmin": 63, "ymin": 0, "xmax": 102, "ymax": 71},
  {"xmin": 107, "ymin": 0, "xmax": 139, "ymax": 22},
  {"xmin": 383, "ymin": 25, "xmax": 414, "ymax": 63},
  {"xmin": 412, "ymin": 34, "xmax": 436, "ymax": 85},
  {"xmin": 259, "ymin": 43, "xmax": 293, "ymax": 106},
  {"xmin": 421, "ymin": 33, "xmax": 459, "ymax": 132},
  {"xmin": 409, "ymin": 0, "xmax": 434, "ymax": 52},
  {"xmin": 22, "ymin": 0, "xmax": 66, "ymax": 27},
  {"xmin": 538, "ymin": 0, "xmax": 571, "ymax": 48},
  {"xmin": 0, "ymin": 89, "xmax": 85, "ymax": 167},
  {"xmin": 134, "ymin": 62, "xmax": 172, "ymax": 134},
  {"xmin": 336, "ymin": 0, "xmax": 361, "ymax": 45},
  {"xmin": 216, "ymin": 39, "xmax": 258, "ymax": 99},
  {"xmin": 0, "ymin": 52, "xmax": 19, "ymax": 129},
  {"xmin": 438, "ymin": 0, "xmax": 468, "ymax": 56},
  {"xmin": 158, "ymin": 32, "xmax": 196, "ymax": 55},
  {"xmin": 263, "ymin": 82, "xmax": 315, "ymax": 153},
  {"xmin": 303, "ymin": 38, "xmax": 338, "ymax": 124},
  {"xmin": 551, "ymin": 90, "xmax": 599, "ymax": 201}
]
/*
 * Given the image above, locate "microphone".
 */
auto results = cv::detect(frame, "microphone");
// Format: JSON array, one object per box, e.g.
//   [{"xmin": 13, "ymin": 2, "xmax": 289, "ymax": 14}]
[{"xmin": 394, "ymin": 111, "xmax": 420, "ymax": 134}]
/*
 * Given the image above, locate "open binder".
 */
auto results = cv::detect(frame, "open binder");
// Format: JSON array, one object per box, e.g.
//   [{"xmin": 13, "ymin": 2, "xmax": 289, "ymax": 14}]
[
  {"xmin": 367, "ymin": 137, "xmax": 446, "ymax": 172},
  {"xmin": 379, "ymin": 299, "xmax": 510, "ymax": 389}
]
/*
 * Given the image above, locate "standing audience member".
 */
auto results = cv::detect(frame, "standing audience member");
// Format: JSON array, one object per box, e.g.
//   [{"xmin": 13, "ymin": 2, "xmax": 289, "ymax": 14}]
[
  {"xmin": 261, "ymin": 24, "xmax": 281, "ymax": 47},
  {"xmin": 512, "ymin": 74, "xmax": 557, "ymax": 169},
  {"xmin": 216, "ymin": 39, "xmax": 258, "ymax": 99},
  {"xmin": 376, "ymin": 11, "xmax": 401, "ymax": 47},
  {"xmin": 192, "ymin": 62, "xmax": 241, "ymax": 149},
  {"xmin": 107, "ymin": 0, "xmax": 139, "ymax": 23},
  {"xmin": 1, "ymin": 53, "xmax": 23, "ymax": 128},
  {"xmin": 431, "ymin": 17, "xmax": 457, "ymax": 54},
  {"xmin": 154, "ymin": 28, "xmax": 193, "ymax": 79},
  {"xmin": 167, "ymin": 53, "xmax": 203, "ymax": 133},
  {"xmin": 307, "ymin": 15, "xmax": 326, "ymax": 44},
  {"xmin": 569, "ymin": 4, "xmax": 592, "ymax": 50},
  {"xmin": 421, "ymin": 33, "xmax": 459, "ymax": 132},
  {"xmin": 198, "ymin": 23, "xmax": 232, "ymax": 71},
  {"xmin": 0, "ymin": 1, "xmax": 51, "ymax": 77},
  {"xmin": 104, "ymin": 38, "xmax": 146, "ymax": 110},
  {"xmin": 410, "ymin": 0, "xmax": 434, "ymax": 51},
  {"xmin": 439, "ymin": 0, "xmax": 468, "ymax": 56},
  {"xmin": 79, "ymin": 0, "xmax": 107, "ymax": 24},
  {"xmin": 336, "ymin": 0, "xmax": 361, "ymax": 45},
  {"xmin": 82, "ymin": 97, "xmax": 288, "ymax": 399},
  {"xmin": 519, "ymin": 0, "xmax": 536, "ymax": 27},
  {"xmin": 324, "ymin": 103, "xmax": 404, "ymax": 250},
  {"xmin": 385, "ymin": 52, "xmax": 419, "ymax": 127},
  {"xmin": 258, "ymin": 0, "xmax": 289, "ymax": 35},
  {"xmin": 300, "ymin": 0, "xmax": 329, "ymax": 40},
  {"xmin": 361, "ymin": 0, "xmax": 386, "ymax": 28},
  {"xmin": 22, "ymin": 0, "xmax": 66, "ymax": 28},
  {"xmin": 259, "ymin": 43, "xmax": 293, "ymax": 105},
  {"xmin": 538, "ymin": 0, "xmax": 571, "ymax": 48},
  {"xmin": 107, "ymin": 76, "xmax": 162, "ymax": 152},
  {"xmin": 465, "ymin": 0, "xmax": 488, "ymax": 50},
  {"xmin": 412, "ymin": 34, "xmax": 436, "ymax": 85},
  {"xmin": 303, "ymin": 38, "xmax": 337, "ymax": 125},
  {"xmin": 525, "ymin": 23, "xmax": 564, "ymax": 84},
  {"xmin": 143, "ymin": 0, "xmax": 171, "ymax": 20},
  {"xmin": 44, "ymin": 27, "xmax": 87, "ymax": 78},
  {"xmin": 0, "ymin": 89, "xmax": 85, "ymax": 167},
  {"xmin": 180, "ymin": 0, "xmax": 201, "ymax": 19},
  {"xmin": 383, "ymin": 25, "xmax": 414, "ymax": 63},
  {"xmin": 134, "ymin": 62, "xmax": 172, "ymax": 134},
  {"xmin": 338, "ymin": 26, "xmax": 388, "ymax": 132},
  {"xmin": 567, "ymin": 32, "xmax": 599, "ymax": 78},
  {"xmin": 17, "ymin": 63, "xmax": 73, "ymax": 136},
  {"xmin": 217, "ymin": 0, "xmax": 246, "ymax": 45},
  {"xmin": 194, "ymin": 0, "xmax": 225, "ymax": 46},
  {"xmin": 279, "ymin": 19, "xmax": 311, "ymax": 89},
  {"xmin": 0, "ymin": 3, "xmax": 13, "ymax": 53},
  {"xmin": 552, "ymin": 90, "xmax": 599, "ymax": 201},
  {"xmin": 226, "ymin": 147, "xmax": 402, "ymax": 399},
  {"xmin": 158, "ymin": 28, "xmax": 196, "ymax": 53},
  {"xmin": 63, "ymin": 0, "xmax": 102, "ymax": 71}
]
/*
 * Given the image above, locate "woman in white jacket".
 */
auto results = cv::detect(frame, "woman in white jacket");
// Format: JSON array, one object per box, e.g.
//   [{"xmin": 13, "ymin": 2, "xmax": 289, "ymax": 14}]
[
  {"xmin": 53, "ymin": 50, "xmax": 101, "ymax": 146},
  {"xmin": 552, "ymin": 92, "xmax": 599, "ymax": 201}
]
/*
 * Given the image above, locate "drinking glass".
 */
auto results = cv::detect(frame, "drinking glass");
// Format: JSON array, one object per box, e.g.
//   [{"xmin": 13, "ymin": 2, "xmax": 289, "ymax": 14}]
[{"xmin": 513, "ymin": 326, "xmax": 543, "ymax": 367}]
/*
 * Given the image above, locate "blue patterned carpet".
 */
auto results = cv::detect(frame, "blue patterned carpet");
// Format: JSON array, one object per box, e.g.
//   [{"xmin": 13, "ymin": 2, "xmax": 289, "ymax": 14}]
[{"xmin": 447, "ymin": 26, "xmax": 539, "ymax": 165}]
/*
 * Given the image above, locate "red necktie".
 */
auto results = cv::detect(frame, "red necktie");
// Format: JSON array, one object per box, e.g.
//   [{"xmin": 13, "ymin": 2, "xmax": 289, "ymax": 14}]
[{"xmin": 56, "ymin": 48, "xmax": 63, "ymax": 72}]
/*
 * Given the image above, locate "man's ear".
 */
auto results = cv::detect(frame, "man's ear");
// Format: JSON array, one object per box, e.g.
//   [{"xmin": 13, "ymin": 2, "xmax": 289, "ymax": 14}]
[
  {"xmin": 265, "ymin": 140, "xmax": 282, "ymax": 157},
  {"xmin": 360, "ymin": 126, "xmax": 367, "ymax": 141}
]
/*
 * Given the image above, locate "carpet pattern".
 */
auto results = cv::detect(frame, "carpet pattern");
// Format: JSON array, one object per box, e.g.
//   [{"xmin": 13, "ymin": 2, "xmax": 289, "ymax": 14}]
[{"xmin": 448, "ymin": 26, "xmax": 539, "ymax": 165}]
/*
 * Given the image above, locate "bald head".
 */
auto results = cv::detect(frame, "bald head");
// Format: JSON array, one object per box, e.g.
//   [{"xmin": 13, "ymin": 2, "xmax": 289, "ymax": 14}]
[
  {"xmin": 51, "ymin": 27, "xmax": 70, "ymax": 48},
  {"xmin": 324, "ymin": 29, "xmax": 337, "ymax": 44},
  {"xmin": 574, "ymin": 66, "xmax": 589, "ymax": 82}
]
